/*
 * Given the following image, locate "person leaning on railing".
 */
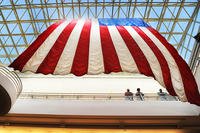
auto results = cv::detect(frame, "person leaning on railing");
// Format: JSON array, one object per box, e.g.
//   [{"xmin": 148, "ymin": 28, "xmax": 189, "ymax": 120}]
[
  {"xmin": 124, "ymin": 89, "xmax": 133, "ymax": 101},
  {"xmin": 157, "ymin": 89, "xmax": 167, "ymax": 101},
  {"xmin": 135, "ymin": 88, "xmax": 144, "ymax": 101}
]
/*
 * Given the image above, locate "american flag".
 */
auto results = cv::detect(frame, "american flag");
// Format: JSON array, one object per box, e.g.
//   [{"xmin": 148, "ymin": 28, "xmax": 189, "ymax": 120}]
[{"xmin": 9, "ymin": 18, "xmax": 200, "ymax": 105}]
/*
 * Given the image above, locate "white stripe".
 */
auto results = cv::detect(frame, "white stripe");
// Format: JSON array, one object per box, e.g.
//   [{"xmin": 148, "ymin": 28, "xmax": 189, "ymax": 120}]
[
  {"xmin": 140, "ymin": 27, "xmax": 186, "ymax": 101},
  {"xmin": 124, "ymin": 26, "xmax": 165, "ymax": 87},
  {"xmin": 54, "ymin": 19, "xmax": 86, "ymax": 75},
  {"xmin": 22, "ymin": 20, "xmax": 70, "ymax": 72},
  {"xmin": 88, "ymin": 19, "xmax": 104, "ymax": 74},
  {"xmin": 108, "ymin": 26, "xmax": 139, "ymax": 73}
]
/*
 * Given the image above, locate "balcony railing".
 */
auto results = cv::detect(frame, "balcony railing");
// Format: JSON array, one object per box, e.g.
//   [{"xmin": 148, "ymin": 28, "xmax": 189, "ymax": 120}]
[{"xmin": 19, "ymin": 92, "xmax": 179, "ymax": 101}]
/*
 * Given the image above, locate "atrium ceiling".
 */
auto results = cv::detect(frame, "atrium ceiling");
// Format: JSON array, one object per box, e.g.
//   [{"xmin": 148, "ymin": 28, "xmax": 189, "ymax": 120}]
[{"xmin": 0, "ymin": 0, "xmax": 199, "ymax": 65}]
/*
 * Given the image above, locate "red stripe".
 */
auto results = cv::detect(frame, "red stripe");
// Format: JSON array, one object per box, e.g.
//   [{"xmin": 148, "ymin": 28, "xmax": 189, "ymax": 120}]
[
  {"xmin": 99, "ymin": 26, "xmax": 122, "ymax": 73},
  {"xmin": 70, "ymin": 20, "xmax": 92, "ymax": 76},
  {"xmin": 9, "ymin": 20, "xmax": 65, "ymax": 71},
  {"xmin": 133, "ymin": 27, "xmax": 176, "ymax": 96},
  {"xmin": 147, "ymin": 27, "xmax": 200, "ymax": 105},
  {"xmin": 116, "ymin": 26, "xmax": 155, "ymax": 78},
  {"xmin": 36, "ymin": 20, "xmax": 78, "ymax": 74}
]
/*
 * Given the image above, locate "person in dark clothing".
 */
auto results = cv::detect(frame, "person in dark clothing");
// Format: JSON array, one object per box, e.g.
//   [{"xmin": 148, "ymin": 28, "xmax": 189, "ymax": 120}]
[
  {"xmin": 135, "ymin": 88, "xmax": 144, "ymax": 101},
  {"xmin": 124, "ymin": 89, "xmax": 133, "ymax": 101}
]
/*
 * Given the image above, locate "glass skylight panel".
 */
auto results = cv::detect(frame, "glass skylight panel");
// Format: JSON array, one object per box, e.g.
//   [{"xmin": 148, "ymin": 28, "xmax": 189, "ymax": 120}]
[
  {"xmin": 163, "ymin": 8, "xmax": 173, "ymax": 19},
  {"xmin": 48, "ymin": 8, "xmax": 59, "ymax": 19},
  {"xmin": 10, "ymin": 24, "xmax": 20, "ymax": 34},
  {"xmin": 5, "ymin": 47, "xmax": 15, "ymax": 54},
  {"xmin": 32, "ymin": 8, "xmax": 45, "ymax": 19},
  {"xmin": 188, "ymin": 38, "xmax": 195, "ymax": 51},
  {"xmin": 151, "ymin": 7, "xmax": 162, "ymax": 17},
  {"xmin": 16, "ymin": 47, "xmax": 26, "ymax": 55},
  {"xmin": 167, "ymin": 6, "xmax": 179, "ymax": 18},
  {"xmin": 30, "ymin": 0, "xmax": 41, "ymax": 4},
  {"xmin": 0, "ymin": 0, "xmax": 10, "ymax": 6},
  {"xmin": 134, "ymin": 7, "xmax": 143, "ymax": 18},
  {"xmin": 185, "ymin": 51, "xmax": 191, "ymax": 63},
  {"xmin": 148, "ymin": 21, "xmax": 158, "ymax": 29},
  {"xmin": 12, "ymin": 35, "xmax": 23, "ymax": 44},
  {"xmin": 179, "ymin": 8, "xmax": 190, "ymax": 19},
  {"xmin": 2, "ymin": 36, "xmax": 12, "ymax": 45},
  {"xmin": 0, "ymin": 49, "xmax": 5, "ymax": 55},
  {"xmin": 2, "ymin": 10, "xmax": 16, "ymax": 20},
  {"xmin": 25, "ymin": 35, "xmax": 35, "ymax": 44},
  {"xmin": 168, "ymin": 37, "xmax": 178, "ymax": 45},
  {"xmin": 136, "ymin": 7, "xmax": 146, "ymax": 17},
  {"xmin": 14, "ymin": 0, "xmax": 26, "ymax": 5},
  {"xmin": 159, "ymin": 23, "xmax": 169, "ymax": 32},
  {"xmin": 0, "ymin": 25, "xmax": 8, "ymax": 34},
  {"xmin": 192, "ymin": 23, "xmax": 200, "ymax": 36}
]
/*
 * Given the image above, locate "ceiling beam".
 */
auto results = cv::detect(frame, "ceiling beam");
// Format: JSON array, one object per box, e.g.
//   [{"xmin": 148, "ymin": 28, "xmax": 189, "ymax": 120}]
[
  {"xmin": 10, "ymin": 0, "xmax": 29, "ymax": 48},
  {"xmin": 0, "ymin": 9, "xmax": 19, "ymax": 57},
  {"xmin": 177, "ymin": 1, "xmax": 200, "ymax": 50},
  {"xmin": 166, "ymin": 0, "xmax": 185, "ymax": 41}
]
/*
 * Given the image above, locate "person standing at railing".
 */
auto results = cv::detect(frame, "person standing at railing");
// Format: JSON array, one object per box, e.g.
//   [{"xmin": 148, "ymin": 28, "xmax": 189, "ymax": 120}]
[
  {"xmin": 124, "ymin": 89, "xmax": 133, "ymax": 101},
  {"xmin": 157, "ymin": 89, "xmax": 168, "ymax": 101},
  {"xmin": 135, "ymin": 88, "xmax": 144, "ymax": 101}
]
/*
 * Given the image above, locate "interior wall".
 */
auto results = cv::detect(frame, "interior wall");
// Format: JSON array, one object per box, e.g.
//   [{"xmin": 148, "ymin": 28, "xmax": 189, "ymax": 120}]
[
  {"xmin": 10, "ymin": 99, "xmax": 200, "ymax": 116},
  {"xmin": 18, "ymin": 73, "xmax": 166, "ymax": 94}
]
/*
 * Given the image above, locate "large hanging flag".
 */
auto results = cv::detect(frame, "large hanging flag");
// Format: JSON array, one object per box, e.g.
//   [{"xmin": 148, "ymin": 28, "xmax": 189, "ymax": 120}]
[{"xmin": 9, "ymin": 18, "xmax": 200, "ymax": 105}]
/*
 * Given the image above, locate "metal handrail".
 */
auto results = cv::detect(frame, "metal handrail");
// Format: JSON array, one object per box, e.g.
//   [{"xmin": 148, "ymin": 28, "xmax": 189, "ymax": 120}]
[
  {"xmin": 138, "ymin": 94, "xmax": 145, "ymax": 101},
  {"xmin": 19, "ymin": 92, "xmax": 179, "ymax": 101}
]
